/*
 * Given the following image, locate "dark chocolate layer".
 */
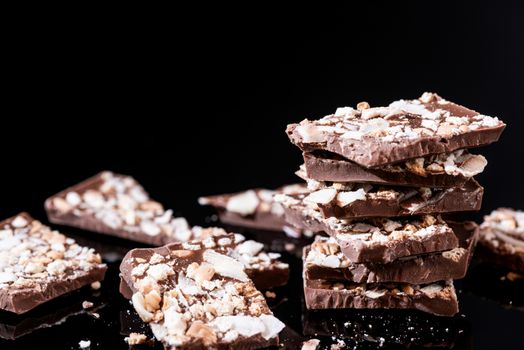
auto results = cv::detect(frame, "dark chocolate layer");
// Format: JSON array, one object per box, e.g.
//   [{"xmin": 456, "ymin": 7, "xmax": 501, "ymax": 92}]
[{"xmin": 302, "ymin": 151, "xmax": 472, "ymax": 188}]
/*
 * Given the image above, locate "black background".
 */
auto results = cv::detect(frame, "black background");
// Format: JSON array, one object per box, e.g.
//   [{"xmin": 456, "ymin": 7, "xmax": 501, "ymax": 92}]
[{"xmin": 1, "ymin": 2, "xmax": 524, "ymax": 349}]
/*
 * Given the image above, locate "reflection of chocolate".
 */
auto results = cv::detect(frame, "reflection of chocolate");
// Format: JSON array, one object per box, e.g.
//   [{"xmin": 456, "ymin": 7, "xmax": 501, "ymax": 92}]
[
  {"xmin": 287, "ymin": 92, "xmax": 505, "ymax": 167},
  {"xmin": 0, "ymin": 213, "xmax": 107, "ymax": 314},
  {"xmin": 302, "ymin": 150, "xmax": 476, "ymax": 188},
  {"xmin": 305, "ymin": 221, "xmax": 479, "ymax": 284},
  {"xmin": 302, "ymin": 308, "xmax": 471, "ymax": 348},
  {"xmin": 0, "ymin": 290, "xmax": 105, "ymax": 340}
]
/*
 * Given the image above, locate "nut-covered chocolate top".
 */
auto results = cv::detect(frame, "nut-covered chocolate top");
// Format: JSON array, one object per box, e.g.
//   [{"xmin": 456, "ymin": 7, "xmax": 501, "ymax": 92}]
[
  {"xmin": 121, "ymin": 234, "xmax": 285, "ymax": 348},
  {"xmin": 480, "ymin": 208, "xmax": 524, "ymax": 253},
  {"xmin": 46, "ymin": 171, "xmax": 196, "ymax": 243},
  {"xmin": 0, "ymin": 213, "xmax": 105, "ymax": 292},
  {"xmin": 288, "ymin": 92, "xmax": 505, "ymax": 167},
  {"xmin": 198, "ymin": 184, "xmax": 307, "ymax": 217}
]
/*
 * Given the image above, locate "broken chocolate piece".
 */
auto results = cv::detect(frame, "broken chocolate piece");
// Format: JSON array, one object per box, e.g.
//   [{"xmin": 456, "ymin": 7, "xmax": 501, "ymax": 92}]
[
  {"xmin": 276, "ymin": 192, "xmax": 459, "ymax": 263},
  {"xmin": 120, "ymin": 231, "xmax": 289, "ymax": 296},
  {"xmin": 478, "ymin": 208, "xmax": 524, "ymax": 273},
  {"xmin": 304, "ymin": 221, "xmax": 478, "ymax": 284},
  {"xmin": 0, "ymin": 213, "xmax": 107, "ymax": 314},
  {"xmin": 287, "ymin": 92, "xmax": 505, "ymax": 168},
  {"xmin": 199, "ymin": 185, "xmax": 308, "ymax": 232},
  {"xmin": 45, "ymin": 171, "xmax": 198, "ymax": 245},
  {"xmin": 302, "ymin": 149, "xmax": 486, "ymax": 188},
  {"xmin": 289, "ymin": 177, "xmax": 483, "ymax": 219},
  {"xmin": 119, "ymin": 233, "xmax": 285, "ymax": 349},
  {"xmin": 303, "ymin": 276, "xmax": 459, "ymax": 316}
]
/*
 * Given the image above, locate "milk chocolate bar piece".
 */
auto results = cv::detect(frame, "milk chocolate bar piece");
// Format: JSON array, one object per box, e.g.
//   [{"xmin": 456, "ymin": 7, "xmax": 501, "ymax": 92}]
[
  {"xmin": 287, "ymin": 92, "xmax": 505, "ymax": 168},
  {"xmin": 305, "ymin": 221, "xmax": 478, "ymax": 284},
  {"xmin": 198, "ymin": 184, "xmax": 310, "ymax": 235},
  {"xmin": 0, "ymin": 213, "xmax": 107, "ymax": 314},
  {"xmin": 290, "ymin": 178, "xmax": 483, "ymax": 219},
  {"xmin": 120, "ymin": 230, "xmax": 289, "ymax": 293},
  {"xmin": 45, "ymin": 171, "xmax": 200, "ymax": 245},
  {"xmin": 275, "ymin": 196, "xmax": 459, "ymax": 263},
  {"xmin": 303, "ymin": 277, "xmax": 459, "ymax": 316},
  {"xmin": 302, "ymin": 149, "xmax": 486, "ymax": 188},
  {"xmin": 119, "ymin": 234, "xmax": 285, "ymax": 349},
  {"xmin": 477, "ymin": 208, "xmax": 524, "ymax": 273}
]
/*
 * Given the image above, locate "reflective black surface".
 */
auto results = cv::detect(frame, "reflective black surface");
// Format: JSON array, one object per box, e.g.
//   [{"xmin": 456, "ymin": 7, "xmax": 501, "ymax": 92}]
[{"xmin": 2, "ymin": 220, "xmax": 524, "ymax": 350}]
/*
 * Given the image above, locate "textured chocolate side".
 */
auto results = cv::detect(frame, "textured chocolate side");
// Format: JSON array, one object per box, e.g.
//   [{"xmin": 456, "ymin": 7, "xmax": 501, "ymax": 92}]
[
  {"xmin": 288, "ymin": 120, "xmax": 505, "ymax": 168},
  {"xmin": 283, "ymin": 207, "xmax": 459, "ymax": 263},
  {"xmin": 303, "ymin": 278, "xmax": 459, "ymax": 317},
  {"xmin": 302, "ymin": 151, "xmax": 469, "ymax": 188},
  {"xmin": 0, "ymin": 213, "xmax": 107, "ymax": 314},
  {"xmin": 305, "ymin": 221, "xmax": 479, "ymax": 284},
  {"xmin": 316, "ymin": 179, "xmax": 483, "ymax": 219}
]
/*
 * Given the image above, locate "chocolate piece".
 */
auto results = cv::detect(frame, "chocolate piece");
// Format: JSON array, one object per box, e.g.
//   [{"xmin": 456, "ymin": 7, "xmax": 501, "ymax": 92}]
[
  {"xmin": 0, "ymin": 213, "xmax": 107, "ymax": 314},
  {"xmin": 303, "ymin": 276, "xmax": 459, "ymax": 316},
  {"xmin": 276, "ymin": 192, "xmax": 459, "ymax": 263},
  {"xmin": 199, "ymin": 185, "xmax": 308, "ymax": 233},
  {"xmin": 478, "ymin": 208, "xmax": 524, "ymax": 273},
  {"xmin": 302, "ymin": 149, "xmax": 486, "ymax": 188},
  {"xmin": 304, "ymin": 221, "xmax": 478, "ymax": 284},
  {"xmin": 120, "ymin": 231, "xmax": 289, "ymax": 295},
  {"xmin": 45, "ymin": 171, "xmax": 200, "ymax": 245},
  {"xmin": 287, "ymin": 92, "xmax": 505, "ymax": 168},
  {"xmin": 289, "ymin": 177, "xmax": 483, "ymax": 219},
  {"xmin": 119, "ymin": 233, "xmax": 285, "ymax": 349}
]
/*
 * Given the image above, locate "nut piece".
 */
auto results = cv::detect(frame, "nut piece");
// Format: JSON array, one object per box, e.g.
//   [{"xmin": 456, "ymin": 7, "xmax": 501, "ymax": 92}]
[
  {"xmin": 302, "ymin": 339, "xmax": 321, "ymax": 350},
  {"xmin": 402, "ymin": 285, "xmax": 414, "ymax": 295},
  {"xmin": 356, "ymin": 101, "xmax": 370, "ymax": 111},
  {"xmin": 305, "ymin": 188, "xmax": 337, "ymax": 205},
  {"xmin": 185, "ymin": 321, "xmax": 217, "ymax": 345},
  {"xmin": 226, "ymin": 190, "xmax": 260, "ymax": 216},
  {"xmin": 82, "ymin": 301, "xmax": 94, "ymax": 309},
  {"xmin": 194, "ymin": 264, "xmax": 215, "ymax": 284},
  {"xmin": 126, "ymin": 332, "xmax": 147, "ymax": 345},
  {"xmin": 91, "ymin": 281, "xmax": 101, "ymax": 290}
]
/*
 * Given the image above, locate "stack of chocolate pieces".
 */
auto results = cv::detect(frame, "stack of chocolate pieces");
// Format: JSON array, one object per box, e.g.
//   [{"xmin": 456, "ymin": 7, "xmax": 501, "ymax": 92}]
[{"xmin": 276, "ymin": 92, "xmax": 506, "ymax": 316}]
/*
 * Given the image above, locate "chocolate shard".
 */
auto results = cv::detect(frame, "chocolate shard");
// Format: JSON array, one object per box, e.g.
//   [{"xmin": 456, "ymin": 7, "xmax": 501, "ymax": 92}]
[
  {"xmin": 0, "ymin": 213, "xmax": 107, "ymax": 314},
  {"xmin": 477, "ymin": 208, "xmax": 524, "ymax": 273},
  {"xmin": 45, "ymin": 171, "xmax": 203, "ymax": 245},
  {"xmin": 303, "ymin": 276, "xmax": 459, "ymax": 316},
  {"xmin": 288, "ymin": 177, "xmax": 484, "ymax": 219},
  {"xmin": 198, "ymin": 185, "xmax": 308, "ymax": 234},
  {"xmin": 304, "ymin": 221, "xmax": 479, "ymax": 284},
  {"xmin": 287, "ymin": 92, "xmax": 505, "ymax": 168},
  {"xmin": 119, "ymin": 233, "xmax": 285, "ymax": 349},
  {"xmin": 120, "ymin": 232, "xmax": 289, "ymax": 294},
  {"xmin": 302, "ymin": 149, "xmax": 486, "ymax": 188},
  {"xmin": 276, "ymin": 192, "xmax": 459, "ymax": 263}
]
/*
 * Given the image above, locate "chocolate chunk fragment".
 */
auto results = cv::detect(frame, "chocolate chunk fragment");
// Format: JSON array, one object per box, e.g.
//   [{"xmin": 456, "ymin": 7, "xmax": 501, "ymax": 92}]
[
  {"xmin": 0, "ymin": 213, "xmax": 106, "ymax": 314},
  {"xmin": 303, "ymin": 276, "xmax": 459, "ymax": 316},
  {"xmin": 276, "ymin": 193, "xmax": 459, "ymax": 263},
  {"xmin": 287, "ymin": 92, "xmax": 505, "ymax": 168},
  {"xmin": 119, "ymin": 233, "xmax": 285, "ymax": 349},
  {"xmin": 478, "ymin": 208, "xmax": 524, "ymax": 273},
  {"xmin": 199, "ymin": 185, "xmax": 308, "ymax": 233},
  {"xmin": 304, "ymin": 221, "xmax": 478, "ymax": 284},
  {"xmin": 45, "ymin": 171, "xmax": 198, "ymax": 245},
  {"xmin": 285, "ymin": 178, "xmax": 483, "ymax": 219}
]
